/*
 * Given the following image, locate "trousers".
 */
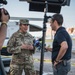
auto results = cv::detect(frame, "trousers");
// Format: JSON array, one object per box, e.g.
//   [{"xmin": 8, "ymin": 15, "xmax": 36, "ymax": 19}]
[
  {"xmin": 9, "ymin": 64, "xmax": 36, "ymax": 75},
  {"xmin": 52, "ymin": 60, "xmax": 71, "ymax": 75}
]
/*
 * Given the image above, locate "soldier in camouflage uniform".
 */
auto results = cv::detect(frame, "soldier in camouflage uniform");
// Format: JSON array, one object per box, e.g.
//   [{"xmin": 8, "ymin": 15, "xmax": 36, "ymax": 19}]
[{"xmin": 7, "ymin": 19, "xmax": 36, "ymax": 75}]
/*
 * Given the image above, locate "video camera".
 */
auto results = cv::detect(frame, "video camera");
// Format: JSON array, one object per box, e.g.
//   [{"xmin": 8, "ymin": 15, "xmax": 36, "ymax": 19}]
[{"xmin": 0, "ymin": 0, "xmax": 10, "ymax": 22}]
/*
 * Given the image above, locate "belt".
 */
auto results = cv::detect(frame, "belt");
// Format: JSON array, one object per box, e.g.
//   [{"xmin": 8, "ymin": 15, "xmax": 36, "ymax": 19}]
[
  {"xmin": 60, "ymin": 59, "xmax": 71, "ymax": 66},
  {"xmin": 53, "ymin": 59, "xmax": 71, "ymax": 64},
  {"xmin": 62, "ymin": 59, "xmax": 71, "ymax": 63}
]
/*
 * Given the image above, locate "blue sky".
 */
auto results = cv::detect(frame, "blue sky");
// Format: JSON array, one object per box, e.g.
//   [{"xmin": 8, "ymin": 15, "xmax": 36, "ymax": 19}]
[{"xmin": 3, "ymin": 0, "xmax": 75, "ymax": 28}]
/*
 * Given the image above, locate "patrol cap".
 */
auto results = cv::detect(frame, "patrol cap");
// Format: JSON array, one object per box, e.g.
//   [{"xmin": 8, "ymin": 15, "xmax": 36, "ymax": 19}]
[{"xmin": 20, "ymin": 19, "xmax": 29, "ymax": 25}]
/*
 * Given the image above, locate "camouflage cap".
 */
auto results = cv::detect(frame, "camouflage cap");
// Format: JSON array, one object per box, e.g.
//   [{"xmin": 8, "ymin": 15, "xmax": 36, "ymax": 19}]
[{"xmin": 20, "ymin": 19, "xmax": 29, "ymax": 25}]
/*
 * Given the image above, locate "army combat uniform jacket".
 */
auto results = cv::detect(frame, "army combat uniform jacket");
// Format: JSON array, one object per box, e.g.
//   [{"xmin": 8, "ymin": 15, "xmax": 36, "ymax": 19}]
[{"xmin": 7, "ymin": 30, "xmax": 35, "ymax": 65}]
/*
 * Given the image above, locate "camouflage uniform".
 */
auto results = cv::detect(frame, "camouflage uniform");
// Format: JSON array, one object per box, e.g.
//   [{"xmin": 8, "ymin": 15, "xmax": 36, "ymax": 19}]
[{"xmin": 7, "ymin": 19, "xmax": 35, "ymax": 75}]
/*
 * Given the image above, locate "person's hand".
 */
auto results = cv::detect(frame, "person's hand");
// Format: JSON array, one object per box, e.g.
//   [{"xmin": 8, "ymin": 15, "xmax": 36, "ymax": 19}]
[
  {"xmin": 21, "ymin": 43, "xmax": 28, "ymax": 49},
  {"xmin": 54, "ymin": 60, "xmax": 62, "ymax": 67},
  {"xmin": 45, "ymin": 47, "xmax": 52, "ymax": 52},
  {"xmin": 1, "ymin": 8, "xmax": 9, "ymax": 23},
  {"xmin": 54, "ymin": 61, "xmax": 58, "ymax": 67},
  {"xmin": 28, "ymin": 45, "xmax": 34, "ymax": 50},
  {"xmin": 21, "ymin": 43, "xmax": 33, "ymax": 50}
]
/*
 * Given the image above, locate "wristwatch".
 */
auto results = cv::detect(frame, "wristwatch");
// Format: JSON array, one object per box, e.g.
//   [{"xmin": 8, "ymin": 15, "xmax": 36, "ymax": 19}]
[
  {"xmin": 55, "ymin": 60, "xmax": 60, "ymax": 63},
  {"xmin": 1, "ymin": 22, "xmax": 7, "ymax": 26}
]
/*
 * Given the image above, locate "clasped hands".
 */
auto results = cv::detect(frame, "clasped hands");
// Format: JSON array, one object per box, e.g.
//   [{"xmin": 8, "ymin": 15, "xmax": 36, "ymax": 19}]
[{"xmin": 21, "ymin": 43, "xmax": 33, "ymax": 50}]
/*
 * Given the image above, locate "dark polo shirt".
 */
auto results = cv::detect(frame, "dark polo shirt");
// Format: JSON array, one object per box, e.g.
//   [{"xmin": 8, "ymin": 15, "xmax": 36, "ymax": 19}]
[{"xmin": 52, "ymin": 27, "xmax": 72, "ymax": 62}]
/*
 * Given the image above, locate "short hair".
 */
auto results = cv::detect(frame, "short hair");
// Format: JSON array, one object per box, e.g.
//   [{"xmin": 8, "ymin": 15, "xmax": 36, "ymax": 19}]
[{"xmin": 51, "ymin": 13, "xmax": 63, "ymax": 25}]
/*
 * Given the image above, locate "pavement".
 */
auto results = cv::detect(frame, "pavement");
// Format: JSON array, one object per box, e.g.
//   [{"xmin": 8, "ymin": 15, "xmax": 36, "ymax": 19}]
[
  {"xmin": 4, "ymin": 51, "xmax": 75, "ymax": 75},
  {"xmin": 33, "ymin": 51, "xmax": 75, "ymax": 75}
]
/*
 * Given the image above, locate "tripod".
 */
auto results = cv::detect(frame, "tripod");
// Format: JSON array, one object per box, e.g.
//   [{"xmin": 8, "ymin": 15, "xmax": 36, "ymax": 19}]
[{"xmin": 39, "ymin": 1, "xmax": 50, "ymax": 75}]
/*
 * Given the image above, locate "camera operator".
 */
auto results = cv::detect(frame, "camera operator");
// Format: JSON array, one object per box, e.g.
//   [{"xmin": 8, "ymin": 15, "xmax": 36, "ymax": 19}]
[{"xmin": 0, "ymin": 8, "xmax": 9, "ymax": 75}]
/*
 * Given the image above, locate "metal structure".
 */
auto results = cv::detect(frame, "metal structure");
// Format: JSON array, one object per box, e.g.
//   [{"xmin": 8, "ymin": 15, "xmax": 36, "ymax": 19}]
[
  {"xmin": 19, "ymin": 0, "xmax": 71, "ymax": 13},
  {"xmin": 19, "ymin": 0, "xmax": 70, "ymax": 6}
]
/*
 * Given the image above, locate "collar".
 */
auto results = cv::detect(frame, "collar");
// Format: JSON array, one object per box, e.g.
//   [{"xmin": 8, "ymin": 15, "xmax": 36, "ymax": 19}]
[{"xmin": 56, "ymin": 27, "xmax": 65, "ymax": 33}]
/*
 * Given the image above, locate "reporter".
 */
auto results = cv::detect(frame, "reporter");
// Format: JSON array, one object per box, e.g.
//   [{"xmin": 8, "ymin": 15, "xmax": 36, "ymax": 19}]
[
  {"xmin": 46, "ymin": 13, "xmax": 72, "ymax": 75},
  {"xmin": 0, "ymin": 9, "xmax": 9, "ymax": 75}
]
